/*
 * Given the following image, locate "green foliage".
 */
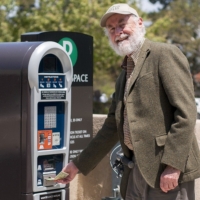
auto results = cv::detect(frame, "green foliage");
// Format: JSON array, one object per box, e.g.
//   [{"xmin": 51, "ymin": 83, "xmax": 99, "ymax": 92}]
[
  {"xmin": 147, "ymin": 0, "xmax": 200, "ymax": 96},
  {"xmin": 147, "ymin": 0, "xmax": 200, "ymax": 70},
  {"xmin": 93, "ymin": 100, "xmax": 112, "ymax": 114},
  {"xmin": 146, "ymin": 14, "xmax": 172, "ymax": 42}
]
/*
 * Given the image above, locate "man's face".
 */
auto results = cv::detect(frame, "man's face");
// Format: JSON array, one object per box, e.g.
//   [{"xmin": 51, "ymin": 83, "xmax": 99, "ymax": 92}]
[{"xmin": 105, "ymin": 14, "xmax": 144, "ymax": 56}]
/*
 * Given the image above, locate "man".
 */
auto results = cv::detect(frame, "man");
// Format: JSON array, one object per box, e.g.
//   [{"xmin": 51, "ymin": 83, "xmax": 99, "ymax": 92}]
[{"xmin": 57, "ymin": 3, "xmax": 200, "ymax": 200}]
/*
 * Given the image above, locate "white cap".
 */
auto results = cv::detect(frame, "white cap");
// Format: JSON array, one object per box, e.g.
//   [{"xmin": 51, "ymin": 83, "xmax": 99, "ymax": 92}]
[{"xmin": 100, "ymin": 3, "xmax": 139, "ymax": 27}]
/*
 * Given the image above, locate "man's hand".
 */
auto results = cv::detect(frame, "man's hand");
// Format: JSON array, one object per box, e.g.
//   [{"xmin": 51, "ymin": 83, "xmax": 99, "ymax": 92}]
[
  {"xmin": 56, "ymin": 161, "xmax": 79, "ymax": 184},
  {"xmin": 160, "ymin": 165, "xmax": 181, "ymax": 193}
]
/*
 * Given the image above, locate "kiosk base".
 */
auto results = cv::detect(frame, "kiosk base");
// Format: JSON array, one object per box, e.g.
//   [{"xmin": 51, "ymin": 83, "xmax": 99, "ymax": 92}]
[{"xmin": 21, "ymin": 187, "xmax": 69, "ymax": 200}]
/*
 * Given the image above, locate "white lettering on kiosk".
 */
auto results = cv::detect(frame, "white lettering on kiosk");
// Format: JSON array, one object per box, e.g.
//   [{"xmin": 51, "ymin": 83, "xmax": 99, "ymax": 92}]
[
  {"xmin": 69, "ymin": 149, "xmax": 83, "ymax": 159},
  {"xmin": 73, "ymin": 74, "xmax": 88, "ymax": 82},
  {"xmin": 44, "ymin": 76, "xmax": 59, "ymax": 78},
  {"xmin": 71, "ymin": 118, "xmax": 82, "ymax": 122},
  {"xmin": 63, "ymin": 41, "xmax": 73, "ymax": 56}
]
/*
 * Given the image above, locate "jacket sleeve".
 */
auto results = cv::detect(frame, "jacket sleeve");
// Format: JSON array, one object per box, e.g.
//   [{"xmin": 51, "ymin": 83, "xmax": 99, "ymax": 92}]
[
  {"xmin": 158, "ymin": 44, "xmax": 197, "ymax": 172},
  {"xmin": 72, "ymin": 92, "xmax": 119, "ymax": 175}
]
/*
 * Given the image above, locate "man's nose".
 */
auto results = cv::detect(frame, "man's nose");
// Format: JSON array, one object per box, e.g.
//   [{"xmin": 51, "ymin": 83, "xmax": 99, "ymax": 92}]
[{"xmin": 115, "ymin": 26, "xmax": 123, "ymax": 35}]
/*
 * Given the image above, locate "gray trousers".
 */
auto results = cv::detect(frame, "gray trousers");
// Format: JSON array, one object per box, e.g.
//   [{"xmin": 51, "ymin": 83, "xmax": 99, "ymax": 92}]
[{"xmin": 125, "ymin": 158, "xmax": 195, "ymax": 200}]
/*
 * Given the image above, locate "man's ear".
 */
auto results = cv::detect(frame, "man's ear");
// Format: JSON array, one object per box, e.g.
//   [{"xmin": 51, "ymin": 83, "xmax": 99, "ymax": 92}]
[{"xmin": 138, "ymin": 17, "xmax": 143, "ymax": 26}]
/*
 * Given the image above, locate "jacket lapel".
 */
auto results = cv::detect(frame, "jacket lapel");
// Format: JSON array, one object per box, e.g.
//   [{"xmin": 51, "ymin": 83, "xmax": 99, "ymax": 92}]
[
  {"xmin": 127, "ymin": 39, "xmax": 151, "ymax": 95},
  {"xmin": 117, "ymin": 40, "xmax": 151, "ymax": 141}
]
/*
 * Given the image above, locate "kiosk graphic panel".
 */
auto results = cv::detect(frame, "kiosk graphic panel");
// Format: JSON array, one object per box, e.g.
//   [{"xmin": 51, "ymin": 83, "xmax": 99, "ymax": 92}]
[{"xmin": 38, "ymin": 102, "xmax": 65, "ymax": 150}]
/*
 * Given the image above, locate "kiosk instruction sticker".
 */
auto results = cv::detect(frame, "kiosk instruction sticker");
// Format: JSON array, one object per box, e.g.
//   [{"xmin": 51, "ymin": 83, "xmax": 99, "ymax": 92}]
[
  {"xmin": 38, "ymin": 130, "xmax": 52, "ymax": 150},
  {"xmin": 40, "ymin": 192, "xmax": 61, "ymax": 200},
  {"xmin": 41, "ymin": 91, "xmax": 66, "ymax": 100},
  {"xmin": 39, "ymin": 75, "xmax": 65, "ymax": 89}
]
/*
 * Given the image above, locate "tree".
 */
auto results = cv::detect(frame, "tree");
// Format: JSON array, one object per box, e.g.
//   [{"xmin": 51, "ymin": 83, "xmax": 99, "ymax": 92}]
[
  {"xmin": 146, "ymin": 0, "xmax": 200, "ymax": 96},
  {"xmin": 149, "ymin": 0, "xmax": 173, "ymax": 9}
]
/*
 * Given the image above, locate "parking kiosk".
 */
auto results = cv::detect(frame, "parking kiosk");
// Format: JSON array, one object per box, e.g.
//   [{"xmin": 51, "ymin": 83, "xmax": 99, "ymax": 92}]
[
  {"xmin": 21, "ymin": 32, "xmax": 93, "ymax": 162},
  {"xmin": 0, "ymin": 41, "xmax": 72, "ymax": 200}
]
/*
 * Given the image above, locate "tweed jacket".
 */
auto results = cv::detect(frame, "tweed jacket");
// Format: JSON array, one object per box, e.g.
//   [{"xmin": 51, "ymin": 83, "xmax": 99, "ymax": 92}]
[{"xmin": 73, "ymin": 39, "xmax": 200, "ymax": 198}]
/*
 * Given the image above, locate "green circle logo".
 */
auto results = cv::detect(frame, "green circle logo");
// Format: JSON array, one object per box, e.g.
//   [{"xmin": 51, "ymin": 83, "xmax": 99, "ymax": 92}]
[{"xmin": 59, "ymin": 37, "xmax": 78, "ymax": 66}]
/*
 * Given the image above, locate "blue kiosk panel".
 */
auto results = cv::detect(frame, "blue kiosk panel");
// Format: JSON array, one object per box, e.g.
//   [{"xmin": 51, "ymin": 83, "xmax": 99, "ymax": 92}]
[{"xmin": 38, "ymin": 102, "xmax": 65, "ymax": 150}]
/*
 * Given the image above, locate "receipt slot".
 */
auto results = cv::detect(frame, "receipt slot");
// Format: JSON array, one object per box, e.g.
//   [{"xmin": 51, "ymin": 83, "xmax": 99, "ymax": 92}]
[{"xmin": 0, "ymin": 42, "xmax": 72, "ymax": 200}]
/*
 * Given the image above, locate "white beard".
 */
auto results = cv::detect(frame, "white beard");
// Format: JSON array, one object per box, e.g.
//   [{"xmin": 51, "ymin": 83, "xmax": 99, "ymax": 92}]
[{"xmin": 109, "ymin": 26, "xmax": 145, "ymax": 56}]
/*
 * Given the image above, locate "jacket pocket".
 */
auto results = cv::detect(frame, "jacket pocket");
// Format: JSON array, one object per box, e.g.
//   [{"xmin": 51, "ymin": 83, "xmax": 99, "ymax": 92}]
[
  {"xmin": 184, "ymin": 148, "xmax": 198, "ymax": 174},
  {"xmin": 135, "ymin": 72, "xmax": 153, "ymax": 87},
  {"xmin": 155, "ymin": 134, "xmax": 167, "ymax": 159},
  {"xmin": 155, "ymin": 134, "xmax": 167, "ymax": 146}
]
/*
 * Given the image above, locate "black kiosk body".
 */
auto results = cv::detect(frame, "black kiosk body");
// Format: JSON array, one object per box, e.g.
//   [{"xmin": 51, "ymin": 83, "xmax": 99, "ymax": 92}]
[{"xmin": 0, "ymin": 42, "xmax": 73, "ymax": 200}]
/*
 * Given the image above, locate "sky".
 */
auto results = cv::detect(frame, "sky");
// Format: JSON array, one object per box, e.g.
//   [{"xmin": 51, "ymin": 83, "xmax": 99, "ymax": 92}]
[{"xmin": 137, "ymin": 0, "xmax": 163, "ymax": 12}]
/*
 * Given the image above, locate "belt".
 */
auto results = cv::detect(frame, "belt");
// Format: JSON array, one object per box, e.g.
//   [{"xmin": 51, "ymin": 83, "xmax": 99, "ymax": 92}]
[
  {"xmin": 113, "ymin": 153, "xmax": 135, "ymax": 178},
  {"xmin": 122, "ymin": 156, "xmax": 134, "ymax": 168},
  {"xmin": 116, "ymin": 154, "xmax": 134, "ymax": 169}
]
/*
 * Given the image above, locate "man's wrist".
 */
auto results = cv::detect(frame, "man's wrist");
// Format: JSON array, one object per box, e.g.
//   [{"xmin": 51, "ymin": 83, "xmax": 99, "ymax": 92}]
[{"xmin": 166, "ymin": 165, "xmax": 181, "ymax": 174}]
